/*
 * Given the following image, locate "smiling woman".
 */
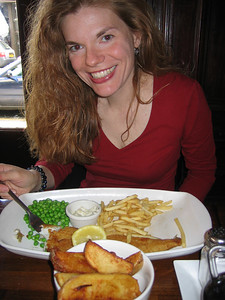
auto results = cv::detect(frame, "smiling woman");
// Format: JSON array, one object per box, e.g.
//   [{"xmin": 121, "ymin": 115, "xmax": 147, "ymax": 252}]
[{"xmin": 0, "ymin": 0, "xmax": 218, "ymax": 206}]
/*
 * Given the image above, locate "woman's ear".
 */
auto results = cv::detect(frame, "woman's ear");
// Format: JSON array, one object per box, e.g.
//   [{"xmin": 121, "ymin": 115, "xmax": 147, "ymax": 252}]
[{"xmin": 133, "ymin": 31, "xmax": 142, "ymax": 49}]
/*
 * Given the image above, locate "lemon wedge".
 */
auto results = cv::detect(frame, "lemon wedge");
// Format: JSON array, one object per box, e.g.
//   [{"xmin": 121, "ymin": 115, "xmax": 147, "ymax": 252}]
[{"xmin": 72, "ymin": 225, "xmax": 106, "ymax": 246}]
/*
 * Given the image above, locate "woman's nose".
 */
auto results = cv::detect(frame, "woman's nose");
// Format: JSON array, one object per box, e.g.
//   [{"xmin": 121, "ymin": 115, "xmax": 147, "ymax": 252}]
[{"xmin": 85, "ymin": 47, "xmax": 104, "ymax": 66}]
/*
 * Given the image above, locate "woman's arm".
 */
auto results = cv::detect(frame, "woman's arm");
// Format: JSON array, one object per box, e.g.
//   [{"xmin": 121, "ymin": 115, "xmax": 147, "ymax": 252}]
[
  {"xmin": 34, "ymin": 160, "xmax": 74, "ymax": 189},
  {"xmin": 179, "ymin": 81, "xmax": 216, "ymax": 201},
  {"xmin": 0, "ymin": 161, "xmax": 74, "ymax": 200}
]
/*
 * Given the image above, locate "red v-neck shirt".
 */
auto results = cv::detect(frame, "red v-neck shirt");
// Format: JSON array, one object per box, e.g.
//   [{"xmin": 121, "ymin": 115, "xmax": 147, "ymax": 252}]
[{"xmin": 37, "ymin": 72, "xmax": 216, "ymax": 201}]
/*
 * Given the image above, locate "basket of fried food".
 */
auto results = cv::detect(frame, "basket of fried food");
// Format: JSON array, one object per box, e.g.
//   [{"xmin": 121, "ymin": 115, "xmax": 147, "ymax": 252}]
[{"xmin": 51, "ymin": 240, "xmax": 154, "ymax": 300}]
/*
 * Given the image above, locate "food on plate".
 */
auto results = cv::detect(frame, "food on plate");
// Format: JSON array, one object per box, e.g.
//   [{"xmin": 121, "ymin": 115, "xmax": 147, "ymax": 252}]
[
  {"xmin": 98, "ymin": 194, "xmax": 173, "ymax": 242},
  {"xmin": 107, "ymin": 234, "xmax": 182, "ymax": 253},
  {"xmin": 47, "ymin": 225, "xmax": 182, "ymax": 253},
  {"xmin": 51, "ymin": 249, "xmax": 96, "ymax": 273},
  {"xmin": 57, "ymin": 273, "xmax": 141, "ymax": 300},
  {"xmin": 47, "ymin": 226, "xmax": 77, "ymax": 252},
  {"xmin": 45, "ymin": 194, "xmax": 185, "ymax": 253},
  {"xmin": 71, "ymin": 225, "xmax": 106, "ymax": 246},
  {"xmin": 96, "ymin": 194, "xmax": 183, "ymax": 251},
  {"xmin": 84, "ymin": 240, "xmax": 133, "ymax": 274}
]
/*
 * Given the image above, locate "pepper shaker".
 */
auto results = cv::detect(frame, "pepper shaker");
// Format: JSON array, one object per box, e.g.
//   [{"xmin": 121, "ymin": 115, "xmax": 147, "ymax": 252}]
[{"xmin": 198, "ymin": 227, "xmax": 225, "ymax": 289}]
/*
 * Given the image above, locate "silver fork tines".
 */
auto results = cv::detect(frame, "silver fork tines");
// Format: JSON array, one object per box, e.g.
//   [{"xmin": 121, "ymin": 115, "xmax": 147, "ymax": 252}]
[{"xmin": 7, "ymin": 189, "xmax": 45, "ymax": 232}]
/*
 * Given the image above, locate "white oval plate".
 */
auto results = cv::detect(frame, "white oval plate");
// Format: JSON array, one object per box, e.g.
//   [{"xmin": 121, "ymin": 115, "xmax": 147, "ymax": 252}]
[{"xmin": 0, "ymin": 187, "xmax": 212, "ymax": 259}]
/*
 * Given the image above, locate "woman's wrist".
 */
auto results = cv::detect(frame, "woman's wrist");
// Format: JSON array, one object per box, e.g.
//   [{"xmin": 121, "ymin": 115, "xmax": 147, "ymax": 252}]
[{"xmin": 28, "ymin": 165, "xmax": 47, "ymax": 192}]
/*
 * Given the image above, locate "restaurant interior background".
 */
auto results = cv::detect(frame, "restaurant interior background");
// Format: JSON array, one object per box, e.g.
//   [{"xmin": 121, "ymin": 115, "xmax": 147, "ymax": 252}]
[{"xmin": 0, "ymin": 0, "xmax": 224, "ymax": 208}]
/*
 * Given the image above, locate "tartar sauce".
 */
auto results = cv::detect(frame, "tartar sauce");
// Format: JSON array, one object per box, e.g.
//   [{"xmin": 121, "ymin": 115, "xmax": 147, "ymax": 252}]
[{"xmin": 73, "ymin": 205, "xmax": 100, "ymax": 217}]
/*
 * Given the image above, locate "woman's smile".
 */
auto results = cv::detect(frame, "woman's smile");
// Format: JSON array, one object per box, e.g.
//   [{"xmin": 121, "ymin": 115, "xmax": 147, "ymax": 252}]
[{"xmin": 90, "ymin": 65, "xmax": 116, "ymax": 80}]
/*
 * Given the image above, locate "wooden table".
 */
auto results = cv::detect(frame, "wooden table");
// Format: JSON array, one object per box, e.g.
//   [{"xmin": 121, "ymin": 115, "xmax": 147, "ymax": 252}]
[{"xmin": 0, "ymin": 197, "xmax": 224, "ymax": 300}]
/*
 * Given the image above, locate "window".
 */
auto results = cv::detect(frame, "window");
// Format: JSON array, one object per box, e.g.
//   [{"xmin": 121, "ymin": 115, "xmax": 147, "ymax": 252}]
[{"xmin": 0, "ymin": 0, "xmax": 25, "ymax": 129}]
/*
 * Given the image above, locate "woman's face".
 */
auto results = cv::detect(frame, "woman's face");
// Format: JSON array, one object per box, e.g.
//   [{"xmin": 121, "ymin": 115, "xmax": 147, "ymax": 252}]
[{"xmin": 61, "ymin": 6, "xmax": 140, "ymax": 98}]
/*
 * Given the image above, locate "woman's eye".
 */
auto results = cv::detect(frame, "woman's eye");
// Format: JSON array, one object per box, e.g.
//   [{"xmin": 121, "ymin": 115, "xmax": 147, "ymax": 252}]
[
  {"xmin": 69, "ymin": 44, "xmax": 82, "ymax": 52},
  {"xmin": 102, "ymin": 34, "xmax": 113, "ymax": 42}
]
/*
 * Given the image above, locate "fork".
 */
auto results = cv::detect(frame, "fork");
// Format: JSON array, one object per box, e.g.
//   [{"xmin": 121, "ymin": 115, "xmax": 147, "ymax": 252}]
[{"xmin": 7, "ymin": 188, "xmax": 45, "ymax": 232}]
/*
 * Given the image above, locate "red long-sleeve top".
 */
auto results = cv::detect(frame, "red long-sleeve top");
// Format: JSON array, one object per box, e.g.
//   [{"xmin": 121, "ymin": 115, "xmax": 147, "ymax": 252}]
[{"xmin": 37, "ymin": 73, "xmax": 216, "ymax": 201}]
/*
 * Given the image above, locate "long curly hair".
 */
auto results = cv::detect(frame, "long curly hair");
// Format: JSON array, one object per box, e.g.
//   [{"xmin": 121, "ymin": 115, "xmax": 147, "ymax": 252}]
[{"xmin": 24, "ymin": 0, "xmax": 173, "ymax": 164}]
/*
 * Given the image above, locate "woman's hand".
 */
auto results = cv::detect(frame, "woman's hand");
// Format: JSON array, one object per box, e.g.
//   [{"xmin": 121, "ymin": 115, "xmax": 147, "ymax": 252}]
[{"xmin": 0, "ymin": 163, "xmax": 40, "ymax": 200}]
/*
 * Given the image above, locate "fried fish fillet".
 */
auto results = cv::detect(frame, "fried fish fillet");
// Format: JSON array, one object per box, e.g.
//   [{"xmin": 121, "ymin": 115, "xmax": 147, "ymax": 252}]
[
  {"xmin": 50, "ymin": 249, "xmax": 96, "ymax": 273},
  {"xmin": 84, "ymin": 240, "xmax": 133, "ymax": 274},
  {"xmin": 46, "ymin": 227, "xmax": 77, "ymax": 252},
  {"xmin": 107, "ymin": 234, "xmax": 182, "ymax": 253},
  {"xmin": 46, "ymin": 226, "xmax": 182, "ymax": 254},
  {"xmin": 57, "ymin": 273, "xmax": 141, "ymax": 300}
]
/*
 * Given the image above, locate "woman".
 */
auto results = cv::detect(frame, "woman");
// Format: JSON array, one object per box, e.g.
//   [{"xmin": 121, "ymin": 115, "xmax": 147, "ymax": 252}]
[{"xmin": 0, "ymin": 0, "xmax": 216, "ymax": 201}]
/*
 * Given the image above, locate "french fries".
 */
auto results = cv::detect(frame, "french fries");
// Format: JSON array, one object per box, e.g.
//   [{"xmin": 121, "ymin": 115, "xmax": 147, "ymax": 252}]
[
  {"xmin": 174, "ymin": 217, "xmax": 186, "ymax": 248},
  {"xmin": 52, "ymin": 241, "xmax": 143, "ymax": 300},
  {"xmin": 98, "ymin": 194, "xmax": 173, "ymax": 242}
]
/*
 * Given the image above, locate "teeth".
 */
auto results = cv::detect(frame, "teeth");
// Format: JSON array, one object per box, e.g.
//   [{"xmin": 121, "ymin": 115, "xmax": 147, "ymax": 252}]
[{"xmin": 91, "ymin": 66, "xmax": 116, "ymax": 79}]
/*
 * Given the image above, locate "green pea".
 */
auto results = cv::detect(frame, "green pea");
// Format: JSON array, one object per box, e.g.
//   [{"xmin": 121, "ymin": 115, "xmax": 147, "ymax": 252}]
[{"xmin": 34, "ymin": 241, "xmax": 39, "ymax": 246}]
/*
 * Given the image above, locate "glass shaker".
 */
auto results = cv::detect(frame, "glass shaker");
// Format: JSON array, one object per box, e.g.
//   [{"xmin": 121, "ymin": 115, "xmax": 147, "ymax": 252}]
[{"xmin": 198, "ymin": 227, "xmax": 225, "ymax": 299}]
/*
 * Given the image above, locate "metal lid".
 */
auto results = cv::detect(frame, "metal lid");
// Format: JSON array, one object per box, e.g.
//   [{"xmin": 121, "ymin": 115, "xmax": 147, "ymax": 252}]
[{"xmin": 204, "ymin": 227, "xmax": 225, "ymax": 247}]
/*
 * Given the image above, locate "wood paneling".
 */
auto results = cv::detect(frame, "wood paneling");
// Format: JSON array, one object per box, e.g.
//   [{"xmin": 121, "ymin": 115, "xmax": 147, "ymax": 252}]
[
  {"xmin": 197, "ymin": 0, "xmax": 225, "ymax": 105},
  {"xmin": 148, "ymin": 0, "xmax": 203, "ymax": 77}
]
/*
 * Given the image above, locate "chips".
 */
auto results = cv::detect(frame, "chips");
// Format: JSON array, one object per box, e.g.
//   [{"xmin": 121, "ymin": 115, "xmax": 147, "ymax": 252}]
[
  {"xmin": 98, "ymin": 194, "xmax": 173, "ymax": 243},
  {"xmin": 84, "ymin": 240, "xmax": 133, "ymax": 274},
  {"xmin": 53, "ymin": 241, "xmax": 143, "ymax": 300}
]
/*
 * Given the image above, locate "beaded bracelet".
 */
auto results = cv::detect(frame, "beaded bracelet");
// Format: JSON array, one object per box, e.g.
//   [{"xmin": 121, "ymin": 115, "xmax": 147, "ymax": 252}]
[{"xmin": 27, "ymin": 165, "xmax": 47, "ymax": 192}]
